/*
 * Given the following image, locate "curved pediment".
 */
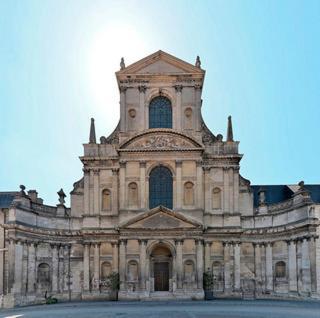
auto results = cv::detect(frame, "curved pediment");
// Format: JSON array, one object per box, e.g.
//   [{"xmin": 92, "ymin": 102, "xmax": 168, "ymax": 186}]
[{"xmin": 119, "ymin": 129, "xmax": 203, "ymax": 152}]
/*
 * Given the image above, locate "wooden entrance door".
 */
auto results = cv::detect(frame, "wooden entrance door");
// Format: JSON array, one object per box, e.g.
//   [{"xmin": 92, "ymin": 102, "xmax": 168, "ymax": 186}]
[{"xmin": 154, "ymin": 262, "xmax": 169, "ymax": 291}]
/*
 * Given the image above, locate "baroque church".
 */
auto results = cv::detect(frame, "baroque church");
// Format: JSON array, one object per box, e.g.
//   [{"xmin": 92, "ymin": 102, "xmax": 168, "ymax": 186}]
[{"xmin": 0, "ymin": 51, "xmax": 320, "ymax": 307}]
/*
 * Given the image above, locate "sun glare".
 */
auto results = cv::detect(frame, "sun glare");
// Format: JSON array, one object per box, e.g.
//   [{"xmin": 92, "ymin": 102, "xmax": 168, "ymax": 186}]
[{"xmin": 87, "ymin": 23, "xmax": 150, "ymax": 128}]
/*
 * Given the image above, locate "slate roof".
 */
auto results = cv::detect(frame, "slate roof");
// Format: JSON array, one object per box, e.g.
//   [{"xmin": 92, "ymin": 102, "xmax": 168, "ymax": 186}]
[
  {"xmin": 0, "ymin": 192, "xmax": 19, "ymax": 208},
  {"xmin": 251, "ymin": 185, "xmax": 320, "ymax": 207}
]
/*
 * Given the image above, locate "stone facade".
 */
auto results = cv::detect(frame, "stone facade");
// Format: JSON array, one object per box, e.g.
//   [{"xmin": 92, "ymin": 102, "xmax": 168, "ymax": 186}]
[{"xmin": 0, "ymin": 50, "xmax": 320, "ymax": 307}]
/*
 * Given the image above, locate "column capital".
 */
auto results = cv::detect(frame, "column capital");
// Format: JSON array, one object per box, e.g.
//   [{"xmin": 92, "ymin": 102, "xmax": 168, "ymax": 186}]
[
  {"xmin": 138, "ymin": 85, "xmax": 147, "ymax": 93},
  {"xmin": 92, "ymin": 168, "xmax": 100, "ymax": 175},
  {"xmin": 120, "ymin": 239, "xmax": 127, "ymax": 246},
  {"xmin": 119, "ymin": 160, "xmax": 127, "ymax": 168},
  {"xmin": 138, "ymin": 239, "xmax": 148, "ymax": 245},
  {"xmin": 174, "ymin": 84, "xmax": 183, "ymax": 92},
  {"xmin": 204, "ymin": 241, "xmax": 212, "ymax": 247},
  {"xmin": 196, "ymin": 160, "xmax": 203, "ymax": 167},
  {"xmin": 232, "ymin": 241, "xmax": 241, "ymax": 246},
  {"xmin": 202, "ymin": 166, "xmax": 211, "ymax": 172},
  {"xmin": 174, "ymin": 239, "xmax": 184, "ymax": 245},
  {"xmin": 195, "ymin": 239, "xmax": 204, "ymax": 245},
  {"xmin": 83, "ymin": 167, "xmax": 90, "ymax": 174},
  {"xmin": 194, "ymin": 84, "xmax": 202, "ymax": 90},
  {"xmin": 111, "ymin": 242, "xmax": 119, "ymax": 247},
  {"xmin": 175, "ymin": 160, "xmax": 182, "ymax": 167},
  {"xmin": 112, "ymin": 168, "xmax": 119, "ymax": 175},
  {"xmin": 119, "ymin": 85, "xmax": 127, "ymax": 93},
  {"xmin": 139, "ymin": 160, "xmax": 146, "ymax": 168}
]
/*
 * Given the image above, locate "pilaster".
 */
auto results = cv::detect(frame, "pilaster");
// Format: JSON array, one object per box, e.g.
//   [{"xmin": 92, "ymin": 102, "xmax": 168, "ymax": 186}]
[{"xmin": 196, "ymin": 239, "xmax": 204, "ymax": 289}]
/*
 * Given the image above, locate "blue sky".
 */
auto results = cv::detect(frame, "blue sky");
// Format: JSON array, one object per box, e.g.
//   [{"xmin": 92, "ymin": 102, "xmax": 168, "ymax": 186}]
[{"xmin": 0, "ymin": 0, "xmax": 319, "ymax": 205}]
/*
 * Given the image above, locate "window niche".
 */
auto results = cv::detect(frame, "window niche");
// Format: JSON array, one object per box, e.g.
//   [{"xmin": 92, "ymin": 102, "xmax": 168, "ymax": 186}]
[
  {"xmin": 101, "ymin": 261, "xmax": 112, "ymax": 280},
  {"xmin": 128, "ymin": 182, "xmax": 138, "ymax": 208},
  {"xmin": 184, "ymin": 107, "xmax": 193, "ymax": 130},
  {"xmin": 102, "ymin": 189, "xmax": 111, "ymax": 211},
  {"xmin": 184, "ymin": 182, "xmax": 194, "ymax": 206},
  {"xmin": 127, "ymin": 260, "xmax": 139, "ymax": 281},
  {"xmin": 275, "ymin": 261, "xmax": 286, "ymax": 279},
  {"xmin": 212, "ymin": 187, "xmax": 222, "ymax": 210},
  {"xmin": 38, "ymin": 263, "xmax": 51, "ymax": 291}
]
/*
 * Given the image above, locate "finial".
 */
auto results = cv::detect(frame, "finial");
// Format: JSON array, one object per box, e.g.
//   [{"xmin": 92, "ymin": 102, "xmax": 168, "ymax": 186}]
[
  {"xmin": 227, "ymin": 115, "xmax": 234, "ymax": 142},
  {"xmin": 120, "ymin": 57, "xmax": 125, "ymax": 70},
  {"xmin": 195, "ymin": 55, "xmax": 201, "ymax": 68},
  {"xmin": 89, "ymin": 118, "xmax": 96, "ymax": 144},
  {"xmin": 57, "ymin": 188, "xmax": 66, "ymax": 205}
]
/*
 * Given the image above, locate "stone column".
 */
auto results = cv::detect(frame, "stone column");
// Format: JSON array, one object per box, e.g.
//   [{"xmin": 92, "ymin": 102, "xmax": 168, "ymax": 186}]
[
  {"xmin": 233, "ymin": 242, "xmax": 241, "ymax": 291},
  {"xmin": 287, "ymin": 240, "xmax": 298, "ymax": 292},
  {"xmin": 203, "ymin": 167, "xmax": 210, "ymax": 212},
  {"xmin": 140, "ymin": 161, "xmax": 146, "ymax": 209},
  {"xmin": 315, "ymin": 235, "xmax": 320, "ymax": 295},
  {"xmin": 89, "ymin": 169, "xmax": 94, "ymax": 214},
  {"xmin": 139, "ymin": 240, "xmax": 147, "ymax": 290},
  {"xmin": 229, "ymin": 168, "xmax": 234, "ymax": 213},
  {"xmin": 301, "ymin": 237, "xmax": 311, "ymax": 293},
  {"xmin": 27, "ymin": 242, "xmax": 37, "ymax": 293},
  {"xmin": 7, "ymin": 239, "xmax": 15, "ymax": 293},
  {"xmin": 93, "ymin": 243, "xmax": 100, "ymax": 292},
  {"xmin": 13, "ymin": 241, "xmax": 23, "ymax": 294},
  {"xmin": 58, "ymin": 245, "xmax": 64, "ymax": 292},
  {"xmin": 51, "ymin": 244, "xmax": 59, "ymax": 293},
  {"xmin": 93, "ymin": 169, "xmax": 100, "ymax": 215},
  {"xmin": 119, "ymin": 161, "xmax": 126, "ymax": 210},
  {"xmin": 175, "ymin": 240, "xmax": 183, "ymax": 289},
  {"xmin": 120, "ymin": 86, "xmax": 127, "ymax": 131},
  {"xmin": 63, "ymin": 245, "xmax": 71, "ymax": 292},
  {"xmin": 175, "ymin": 85, "xmax": 182, "ymax": 130},
  {"xmin": 112, "ymin": 168, "xmax": 119, "ymax": 215},
  {"xmin": 265, "ymin": 242, "xmax": 273, "ymax": 292},
  {"xmin": 233, "ymin": 167, "xmax": 239, "ymax": 213},
  {"xmin": 204, "ymin": 241, "xmax": 212, "ymax": 272},
  {"xmin": 112, "ymin": 242, "xmax": 119, "ymax": 272},
  {"xmin": 196, "ymin": 240, "xmax": 204, "ymax": 289},
  {"xmin": 196, "ymin": 160, "xmax": 203, "ymax": 209},
  {"xmin": 223, "ymin": 242, "xmax": 231, "ymax": 292},
  {"xmin": 138, "ymin": 85, "xmax": 146, "ymax": 130},
  {"xmin": 83, "ymin": 243, "xmax": 90, "ymax": 292},
  {"xmin": 83, "ymin": 168, "xmax": 90, "ymax": 214},
  {"xmin": 119, "ymin": 240, "xmax": 127, "ymax": 290},
  {"xmin": 254, "ymin": 243, "xmax": 262, "ymax": 292},
  {"xmin": 223, "ymin": 168, "xmax": 229, "ymax": 213},
  {"xmin": 176, "ymin": 160, "xmax": 182, "ymax": 209},
  {"xmin": 194, "ymin": 84, "xmax": 202, "ymax": 131}
]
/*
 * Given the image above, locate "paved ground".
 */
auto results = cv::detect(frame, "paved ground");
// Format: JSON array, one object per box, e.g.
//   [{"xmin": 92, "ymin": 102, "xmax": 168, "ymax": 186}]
[{"xmin": 1, "ymin": 299, "xmax": 320, "ymax": 318}]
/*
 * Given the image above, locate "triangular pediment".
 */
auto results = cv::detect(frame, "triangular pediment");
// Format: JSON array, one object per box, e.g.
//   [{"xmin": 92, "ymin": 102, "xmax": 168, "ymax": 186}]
[
  {"xmin": 119, "ymin": 129, "xmax": 203, "ymax": 152},
  {"xmin": 120, "ymin": 206, "xmax": 202, "ymax": 230},
  {"xmin": 116, "ymin": 50, "xmax": 204, "ymax": 75}
]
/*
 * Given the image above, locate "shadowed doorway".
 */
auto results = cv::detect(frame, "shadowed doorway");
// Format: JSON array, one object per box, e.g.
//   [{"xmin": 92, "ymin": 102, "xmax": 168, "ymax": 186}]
[{"xmin": 151, "ymin": 244, "xmax": 172, "ymax": 292}]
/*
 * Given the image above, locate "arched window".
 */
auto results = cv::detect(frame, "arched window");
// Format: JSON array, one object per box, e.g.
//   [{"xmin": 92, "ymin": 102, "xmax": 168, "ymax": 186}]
[
  {"xmin": 101, "ymin": 261, "xmax": 112, "ymax": 279},
  {"xmin": 212, "ymin": 187, "xmax": 222, "ymax": 210},
  {"xmin": 184, "ymin": 182, "xmax": 194, "ymax": 206},
  {"xmin": 149, "ymin": 166, "xmax": 173, "ymax": 209},
  {"xmin": 149, "ymin": 96, "xmax": 172, "ymax": 128},
  {"xmin": 275, "ymin": 261, "xmax": 286, "ymax": 278},
  {"xmin": 128, "ymin": 182, "xmax": 138, "ymax": 207},
  {"xmin": 102, "ymin": 189, "xmax": 111, "ymax": 211}
]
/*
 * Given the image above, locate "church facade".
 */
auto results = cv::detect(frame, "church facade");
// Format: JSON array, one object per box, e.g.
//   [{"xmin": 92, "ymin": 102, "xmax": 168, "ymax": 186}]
[{"xmin": 0, "ymin": 51, "xmax": 320, "ymax": 307}]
